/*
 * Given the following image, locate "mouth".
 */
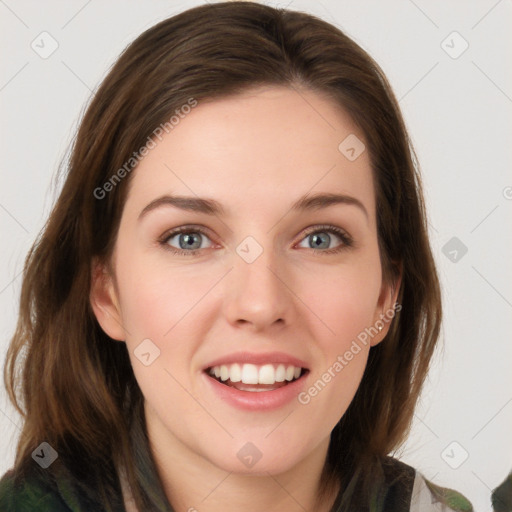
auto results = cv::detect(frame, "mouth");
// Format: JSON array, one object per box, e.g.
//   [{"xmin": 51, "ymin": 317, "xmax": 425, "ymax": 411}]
[{"xmin": 204, "ymin": 363, "xmax": 309, "ymax": 392}]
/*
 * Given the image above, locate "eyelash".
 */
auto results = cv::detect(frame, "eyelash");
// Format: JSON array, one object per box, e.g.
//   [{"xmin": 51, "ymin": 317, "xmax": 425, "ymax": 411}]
[{"xmin": 158, "ymin": 224, "xmax": 354, "ymax": 256}]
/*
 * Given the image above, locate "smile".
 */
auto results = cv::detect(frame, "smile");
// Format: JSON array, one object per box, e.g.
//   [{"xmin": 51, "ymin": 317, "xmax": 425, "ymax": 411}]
[{"xmin": 206, "ymin": 363, "xmax": 308, "ymax": 392}]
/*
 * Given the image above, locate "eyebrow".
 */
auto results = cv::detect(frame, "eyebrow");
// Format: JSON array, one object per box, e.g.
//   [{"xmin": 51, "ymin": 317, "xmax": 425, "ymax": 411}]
[{"xmin": 138, "ymin": 192, "xmax": 368, "ymax": 221}]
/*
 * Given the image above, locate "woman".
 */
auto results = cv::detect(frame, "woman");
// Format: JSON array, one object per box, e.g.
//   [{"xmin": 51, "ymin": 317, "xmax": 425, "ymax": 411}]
[{"xmin": 0, "ymin": 2, "xmax": 473, "ymax": 511}]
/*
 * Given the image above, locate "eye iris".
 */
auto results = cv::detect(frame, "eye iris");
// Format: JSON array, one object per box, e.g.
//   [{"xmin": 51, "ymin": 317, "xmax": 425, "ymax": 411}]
[
  {"xmin": 179, "ymin": 233, "xmax": 201, "ymax": 250},
  {"xmin": 172, "ymin": 230, "xmax": 338, "ymax": 251},
  {"xmin": 310, "ymin": 232, "xmax": 330, "ymax": 249}
]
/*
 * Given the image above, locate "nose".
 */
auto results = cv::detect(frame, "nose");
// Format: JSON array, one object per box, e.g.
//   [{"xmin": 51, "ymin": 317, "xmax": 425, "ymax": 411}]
[{"xmin": 223, "ymin": 243, "xmax": 294, "ymax": 332}]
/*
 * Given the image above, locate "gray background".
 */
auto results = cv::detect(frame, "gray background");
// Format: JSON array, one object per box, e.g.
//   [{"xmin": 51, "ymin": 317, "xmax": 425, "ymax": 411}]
[{"xmin": 1, "ymin": 1, "xmax": 511, "ymax": 510}]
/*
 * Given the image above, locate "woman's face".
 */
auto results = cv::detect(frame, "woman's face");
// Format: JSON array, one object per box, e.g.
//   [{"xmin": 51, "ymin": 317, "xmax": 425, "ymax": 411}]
[{"xmin": 91, "ymin": 85, "xmax": 398, "ymax": 476}]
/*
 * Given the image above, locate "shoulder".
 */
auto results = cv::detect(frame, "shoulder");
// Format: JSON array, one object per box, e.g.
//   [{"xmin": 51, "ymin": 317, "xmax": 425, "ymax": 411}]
[
  {"xmin": 0, "ymin": 461, "xmax": 96, "ymax": 512},
  {"xmin": 492, "ymin": 471, "xmax": 512, "ymax": 511},
  {"xmin": 0, "ymin": 466, "xmax": 69, "ymax": 511},
  {"xmin": 381, "ymin": 457, "xmax": 473, "ymax": 512},
  {"xmin": 411, "ymin": 472, "xmax": 473, "ymax": 512}
]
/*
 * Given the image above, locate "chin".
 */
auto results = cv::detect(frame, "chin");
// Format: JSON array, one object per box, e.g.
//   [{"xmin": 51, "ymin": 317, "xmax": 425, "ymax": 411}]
[
  {"xmin": 203, "ymin": 437, "xmax": 313, "ymax": 477},
  {"xmin": 215, "ymin": 454, "xmax": 300, "ymax": 477}
]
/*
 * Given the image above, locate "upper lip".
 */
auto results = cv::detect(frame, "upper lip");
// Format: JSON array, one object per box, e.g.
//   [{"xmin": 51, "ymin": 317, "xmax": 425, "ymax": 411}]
[{"xmin": 203, "ymin": 351, "xmax": 309, "ymax": 370}]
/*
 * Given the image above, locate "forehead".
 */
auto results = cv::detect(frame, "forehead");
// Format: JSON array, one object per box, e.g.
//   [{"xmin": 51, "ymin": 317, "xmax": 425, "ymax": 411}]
[{"xmin": 124, "ymin": 85, "xmax": 375, "ymax": 220}]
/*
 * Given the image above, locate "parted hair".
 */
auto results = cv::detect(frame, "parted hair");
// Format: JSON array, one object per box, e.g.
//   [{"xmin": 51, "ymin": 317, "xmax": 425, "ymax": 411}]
[{"xmin": 4, "ymin": 2, "xmax": 441, "ymax": 510}]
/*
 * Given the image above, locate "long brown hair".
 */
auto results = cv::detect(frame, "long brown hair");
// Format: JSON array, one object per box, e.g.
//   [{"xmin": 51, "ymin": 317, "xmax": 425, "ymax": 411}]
[{"xmin": 4, "ymin": 2, "xmax": 441, "ymax": 510}]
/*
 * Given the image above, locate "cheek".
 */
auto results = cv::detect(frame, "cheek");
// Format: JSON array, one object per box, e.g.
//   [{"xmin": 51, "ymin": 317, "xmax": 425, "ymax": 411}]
[
  {"xmin": 115, "ymin": 256, "xmax": 210, "ymax": 413},
  {"xmin": 295, "ymin": 258, "xmax": 382, "ymax": 420},
  {"xmin": 297, "ymin": 271, "xmax": 379, "ymax": 424},
  {"xmin": 299, "ymin": 261, "xmax": 382, "ymax": 347},
  {"xmin": 115, "ymin": 250, "xmax": 211, "ymax": 341}
]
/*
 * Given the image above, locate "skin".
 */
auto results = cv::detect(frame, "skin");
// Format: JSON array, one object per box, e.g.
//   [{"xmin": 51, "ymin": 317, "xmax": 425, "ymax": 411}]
[{"xmin": 91, "ymin": 85, "xmax": 401, "ymax": 512}]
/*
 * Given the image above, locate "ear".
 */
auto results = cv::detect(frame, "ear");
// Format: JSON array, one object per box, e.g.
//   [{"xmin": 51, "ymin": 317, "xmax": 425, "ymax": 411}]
[
  {"xmin": 369, "ymin": 265, "xmax": 402, "ymax": 347},
  {"xmin": 90, "ymin": 258, "xmax": 126, "ymax": 341}
]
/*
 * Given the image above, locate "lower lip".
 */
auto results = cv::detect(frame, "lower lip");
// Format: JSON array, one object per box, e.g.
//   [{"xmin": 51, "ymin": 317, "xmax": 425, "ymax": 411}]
[{"xmin": 202, "ymin": 371, "xmax": 309, "ymax": 411}]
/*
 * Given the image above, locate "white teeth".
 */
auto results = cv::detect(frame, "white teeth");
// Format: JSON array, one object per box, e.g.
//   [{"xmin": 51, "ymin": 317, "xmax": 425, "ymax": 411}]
[
  {"xmin": 258, "ymin": 364, "xmax": 275, "ymax": 385},
  {"xmin": 220, "ymin": 365, "xmax": 229, "ymax": 382},
  {"xmin": 208, "ymin": 363, "xmax": 304, "ymax": 385},
  {"xmin": 241, "ymin": 364, "xmax": 259, "ymax": 384},
  {"xmin": 230, "ymin": 363, "xmax": 241, "ymax": 382},
  {"xmin": 275, "ymin": 364, "xmax": 286, "ymax": 382}
]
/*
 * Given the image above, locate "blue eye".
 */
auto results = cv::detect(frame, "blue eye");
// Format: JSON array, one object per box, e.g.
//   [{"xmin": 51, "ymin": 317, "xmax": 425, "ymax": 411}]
[
  {"xmin": 307, "ymin": 232, "xmax": 332, "ymax": 249},
  {"xmin": 297, "ymin": 226, "xmax": 353, "ymax": 253},
  {"xmin": 161, "ymin": 228, "xmax": 213, "ymax": 254},
  {"xmin": 159, "ymin": 224, "xmax": 353, "ymax": 256}
]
